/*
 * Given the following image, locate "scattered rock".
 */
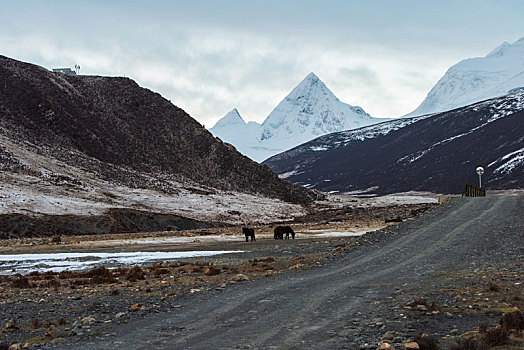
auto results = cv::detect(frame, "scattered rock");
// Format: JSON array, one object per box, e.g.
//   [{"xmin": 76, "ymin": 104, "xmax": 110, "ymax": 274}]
[
  {"xmin": 8, "ymin": 344, "xmax": 21, "ymax": 350},
  {"xmin": 416, "ymin": 304, "xmax": 428, "ymax": 311},
  {"xmin": 115, "ymin": 312, "xmax": 126, "ymax": 318},
  {"xmin": 129, "ymin": 303, "xmax": 146, "ymax": 312},
  {"xmin": 45, "ymin": 325, "xmax": 61, "ymax": 338},
  {"xmin": 380, "ymin": 331, "xmax": 398, "ymax": 341},
  {"xmin": 231, "ymin": 274, "xmax": 249, "ymax": 282},
  {"xmin": 80, "ymin": 315, "xmax": 97, "ymax": 327},
  {"xmin": 5, "ymin": 319, "xmax": 17, "ymax": 330},
  {"xmin": 377, "ymin": 343, "xmax": 395, "ymax": 350},
  {"xmin": 402, "ymin": 342, "xmax": 420, "ymax": 349}
]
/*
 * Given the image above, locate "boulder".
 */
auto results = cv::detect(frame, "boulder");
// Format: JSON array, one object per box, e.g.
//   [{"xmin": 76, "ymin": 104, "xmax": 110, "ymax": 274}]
[
  {"xmin": 80, "ymin": 315, "xmax": 96, "ymax": 327},
  {"xmin": 231, "ymin": 274, "xmax": 249, "ymax": 282},
  {"xmin": 402, "ymin": 342, "xmax": 420, "ymax": 350},
  {"xmin": 377, "ymin": 343, "xmax": 395, "ymax": 350},
  {"xmin": 5, "ymin": 319, "xmax": 17, "ymax": 330},
  {"xmin": 45, "ymin": 325, "xmax": 61, "ymax": 338}
]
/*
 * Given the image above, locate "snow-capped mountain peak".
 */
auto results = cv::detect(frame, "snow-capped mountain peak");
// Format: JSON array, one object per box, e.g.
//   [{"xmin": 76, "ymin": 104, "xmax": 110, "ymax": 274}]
[
  {"xmin": 212, "ymin": 108, "xmax": 246, "ymax": 128},
  {"xmin": 260, "ymin": 72, "xmax": 377, "ymax": 143},
  {"xmin": 406, "ymin": 37, "xmax": 524, "ymax": 117},
  {"xmin": 210, "ymin": 73, "xmax": 384, "ymax": 162}
]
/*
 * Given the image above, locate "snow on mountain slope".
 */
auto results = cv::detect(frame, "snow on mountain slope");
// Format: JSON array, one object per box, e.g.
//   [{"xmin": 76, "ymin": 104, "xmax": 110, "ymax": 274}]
[
  {"xmin": 406, "ymin": 37, "xmax": 524, "ymax": 117},
  {"xmin": 264, "ymin": 115, "xmax": 430, "ymax": 176},
  {"xmin": 265, "ymin": 90, "xmax": 524, "ymax": 195},
  {"xmin": 208, "ymin": 109, "xmax": 262, "ymax": 157},
  {"xmin": 210, "ymin": 73, "xmax": 384, "ymax": 162}
]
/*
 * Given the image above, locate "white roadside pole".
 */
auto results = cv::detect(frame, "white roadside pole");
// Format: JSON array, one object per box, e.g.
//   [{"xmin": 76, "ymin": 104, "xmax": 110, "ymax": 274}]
[{"xmin": 476, "ymin": 166, "xmax": 484, "ymax": 188}]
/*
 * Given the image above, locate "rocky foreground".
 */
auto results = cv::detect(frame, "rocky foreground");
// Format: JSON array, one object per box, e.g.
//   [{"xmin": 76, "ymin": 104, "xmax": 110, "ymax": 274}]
[{"xmin": 0, "ymin": 194, "xmax": 523, "ymax": 349}]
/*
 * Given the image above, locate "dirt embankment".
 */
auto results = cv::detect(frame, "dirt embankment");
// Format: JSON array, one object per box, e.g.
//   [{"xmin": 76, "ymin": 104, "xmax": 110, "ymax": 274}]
[{"xmin": 0, "ymin": 209, "xmax": 210, "ymax": 239}]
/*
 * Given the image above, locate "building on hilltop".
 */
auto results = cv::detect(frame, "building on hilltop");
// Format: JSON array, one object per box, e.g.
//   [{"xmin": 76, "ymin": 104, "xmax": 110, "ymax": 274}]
[{"xmin": 52, "ymin": 68, "xmax": 76, "ymax": 75}]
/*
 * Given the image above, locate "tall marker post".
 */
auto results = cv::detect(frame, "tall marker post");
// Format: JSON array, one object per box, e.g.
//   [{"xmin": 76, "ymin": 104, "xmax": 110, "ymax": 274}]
[{"xmin": 476, "ymin": 166, "xmax": 484, "ymax": 188}]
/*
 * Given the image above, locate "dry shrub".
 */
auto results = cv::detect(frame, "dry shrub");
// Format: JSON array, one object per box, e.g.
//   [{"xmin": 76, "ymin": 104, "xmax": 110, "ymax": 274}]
[
  {"xmin": 126, "ymin": 266, "xmax": 146, "ymax": 282},
  {"xmin": 488, "ymin": 283, "xmax": 500, "ymax": 292},
  {"xmin": 151, "ymin": 267, "xmax": 170, "ymax": 277},
  {"xmin": 451, "ymin": 327, "xmax": 509, "ymax": 350},
  {"xmin": 11, "ymin": 276, "xmax": 33, "ymax": 288},
  {"xmin": 204, "ymin": 266, "xmax": 221, "ymax": 276},
  {"xmin": 414, "ymin": 333, "xmax": 440, "ymax": 350},
  {"xmin": 173, "ymin": 262, "xmax": 189, "ymax": 268},
  {"xmin": 84, "ymin": 266, "xmax": 117, "ymax": 284},
  {"xmin": 408, "ymin": 298, "xmax": 428, "ymax": 307},
  {"xmin": 110, "ymin": 289, "xmax": 120, "ymax": 296},
  {"xmin": 39, "ymin": 279, "xmax": 61, "ymax": 288},
  {"xmin": 191, "ymin": 265, "xmax": 204, "ymax": 273},
  {"xmin": 500, "ymin": 310, "xmax": 524, "ymax": 331},
  {"xmin": 450, "ymin": 337, "xmax": 478, "ymax": 350},
  {"xmin": 31, "ymin": 318, "xmax": 41, "ymax": 329},
  {"xmin": 250, "ymin": 257, "xmax": 275, "ymax": 263}
]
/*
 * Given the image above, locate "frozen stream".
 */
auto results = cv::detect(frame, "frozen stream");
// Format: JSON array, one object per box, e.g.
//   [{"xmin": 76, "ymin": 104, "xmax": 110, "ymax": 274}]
[
  {"xmin": 0, "ymin": 251, "xmax": 243, "ymax": 275},
  {"xmin": 0, "ymin": 228, "xmax": 378, "ymax": 275}
]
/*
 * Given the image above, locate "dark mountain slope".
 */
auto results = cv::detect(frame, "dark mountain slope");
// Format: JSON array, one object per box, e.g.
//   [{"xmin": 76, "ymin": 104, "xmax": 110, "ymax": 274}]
[
  {"xmin": 0, "ymin": 55, "xmax": 318, "ymax": 203},
  {"xmin": 264, "ymin": 93, "xmax": 524, "ymax": 195}
]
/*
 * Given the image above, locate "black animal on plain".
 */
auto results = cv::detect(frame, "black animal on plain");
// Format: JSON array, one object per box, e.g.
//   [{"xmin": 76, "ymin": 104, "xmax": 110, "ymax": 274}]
[
  {"xmin": 273, "ymin": 225, "xmax": 295, "ymax": 240},
  {"xmin": 242, "ymin": 227, "xmax": 256, "ymax": 242}
]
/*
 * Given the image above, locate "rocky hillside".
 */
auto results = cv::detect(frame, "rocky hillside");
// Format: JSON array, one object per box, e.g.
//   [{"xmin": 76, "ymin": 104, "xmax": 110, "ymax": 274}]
[
  {"xmin": 264, "ymin": 92, "xmax": 524, "ymax": 195},
  {"xmin": 0, "ymin": 55, "xmax": 317, "ymax": 204},
  {"xmin": 0, "ymin": 56, "xmax": 325, "ymax": 236}
]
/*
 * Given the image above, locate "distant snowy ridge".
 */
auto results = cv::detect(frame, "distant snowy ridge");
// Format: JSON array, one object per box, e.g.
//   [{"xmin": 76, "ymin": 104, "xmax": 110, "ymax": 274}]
[
  {"xmin": 402, "ymin": 90, "xmax": 524, "ymax": 164},
  {"xmin": 209, "ymin": 73, "xmax": 385, "ymax": 162},
  {"xmin": 406, "ymin": 37, "xmax": 524, "ymax": 117}
]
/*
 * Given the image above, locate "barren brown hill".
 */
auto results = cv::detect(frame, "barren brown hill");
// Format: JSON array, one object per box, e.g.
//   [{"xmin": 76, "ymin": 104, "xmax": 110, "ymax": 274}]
[{"xmin": 0, "ymin": 55, "xmax": 318, "ymax": 204}]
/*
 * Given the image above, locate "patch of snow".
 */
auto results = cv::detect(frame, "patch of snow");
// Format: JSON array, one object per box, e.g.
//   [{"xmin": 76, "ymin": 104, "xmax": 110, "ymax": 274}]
[
  {"xmin": 309, "ymin": 228, "xmax": 380, "ymax": 237},
  {"xmin": 278, "ymin": 170, "xmax": 301, "ymax": 179},
  {"xmin": 492, "ymin": 147, "xmax": 524, "ymax": 174},
  {"xmin": 310, "ymin": 146, "xmax": 329, "ymax": 151},
  {"xmin": 0, "ymin": 251, "xmax": 244, "ymax": 274}
]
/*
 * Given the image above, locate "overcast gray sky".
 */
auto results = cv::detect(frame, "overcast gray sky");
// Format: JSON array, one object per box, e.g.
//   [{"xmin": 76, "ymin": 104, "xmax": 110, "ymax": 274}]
[{"xmin": 1, "ymin": 0, "xmax": 523, "ymax": 126}]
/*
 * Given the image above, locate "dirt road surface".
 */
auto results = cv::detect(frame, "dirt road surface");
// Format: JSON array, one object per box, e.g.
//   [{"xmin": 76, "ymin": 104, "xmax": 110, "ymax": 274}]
[{"xmin": 59, "ymin": 194, "xmax": 523, "ymax": 349}]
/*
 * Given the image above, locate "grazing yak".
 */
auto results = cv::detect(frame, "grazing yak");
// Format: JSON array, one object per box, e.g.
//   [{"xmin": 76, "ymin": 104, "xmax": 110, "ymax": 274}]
[
  {"xmin": 242, "ymin": 227, "xmax": 256, "ymax": 242},
  {"xmin": 273, "ymin": 225, "xmax": 295, "ymax": 240}
]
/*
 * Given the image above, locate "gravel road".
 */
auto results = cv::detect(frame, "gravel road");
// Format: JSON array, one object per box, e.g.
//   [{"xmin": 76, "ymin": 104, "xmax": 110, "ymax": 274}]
[{"xmin": 60, "ymin": 194, "xmax": 523, "ymax": 349}]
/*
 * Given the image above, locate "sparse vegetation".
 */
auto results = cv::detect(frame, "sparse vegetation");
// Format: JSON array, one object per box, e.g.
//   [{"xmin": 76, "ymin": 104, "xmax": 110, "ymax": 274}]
[{"xmin": 414, "ymin": 333, "xmax": 440, "ymax": 350}]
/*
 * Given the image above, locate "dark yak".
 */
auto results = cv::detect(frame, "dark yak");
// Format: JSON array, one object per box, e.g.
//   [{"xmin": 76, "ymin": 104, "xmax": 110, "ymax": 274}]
[
  {"xmin": 242, "ymin": 227, "xmax": 256, "ymax": 242},
  {"xmin": 273, "ymin": 225, "xmax": 295, "ymax": 240}
]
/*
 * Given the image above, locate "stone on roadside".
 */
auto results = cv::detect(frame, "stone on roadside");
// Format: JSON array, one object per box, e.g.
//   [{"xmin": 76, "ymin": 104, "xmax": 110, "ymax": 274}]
[
  {"xmin": 231, "ymin": 274, "xmax": 249, "ymax": 282},
  {"xmin": 5, "ymin": 319, "xmax": 17, "ymax": 330},
  {"xmin": 45, "ymin": 325, "xmax": 61, "ymax": 338},
  {"xmin": 115, "ymin": 312, "xmax": 126, "ymax": 318},
  {"xmin": 380, "ymin": 331, "xmax": 398, "ymax": 341},
  {"xmin": 402, "ymin": 342, "xmax": 420, "ymax": 349},
  {"xmin": 129, "ymin": 303, "xmax": 146, "ymax": 312},
  {"xmin": 80, "ymin": 315, "xmax": 97, "ymax": 327},
  {"xmin": 8, "ymin": 344, "xmax": 21, "ymax": 350},
  {"xmin": 377, "ymin": 342, "xmax": 395, "ymax": 350}
]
